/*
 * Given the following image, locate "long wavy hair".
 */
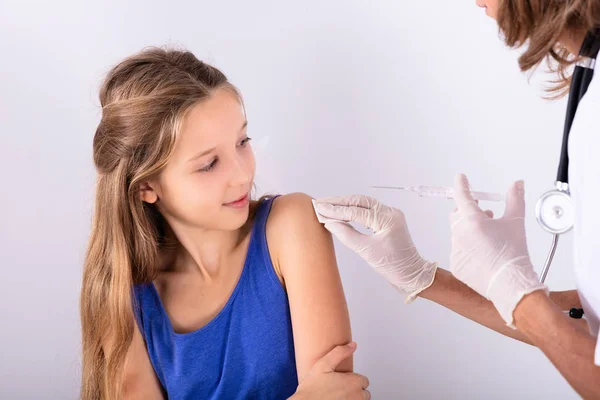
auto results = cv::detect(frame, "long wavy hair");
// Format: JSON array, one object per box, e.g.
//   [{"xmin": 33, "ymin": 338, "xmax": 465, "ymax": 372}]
[{"xmin": 80, "ymin": 47, "xmax": 240, "ymax": 399}]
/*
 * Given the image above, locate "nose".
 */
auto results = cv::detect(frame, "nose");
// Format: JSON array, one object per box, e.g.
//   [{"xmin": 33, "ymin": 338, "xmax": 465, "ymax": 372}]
[{"xmin": 228, "ymin": 153, "xmax": 252, "ymax": 188}]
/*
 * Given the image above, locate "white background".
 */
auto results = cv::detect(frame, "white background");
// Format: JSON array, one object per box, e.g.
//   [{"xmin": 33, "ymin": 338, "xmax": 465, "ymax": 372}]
[{"xmin": 0, "ymin": 0, "xmax": 579, "ymax": 398}]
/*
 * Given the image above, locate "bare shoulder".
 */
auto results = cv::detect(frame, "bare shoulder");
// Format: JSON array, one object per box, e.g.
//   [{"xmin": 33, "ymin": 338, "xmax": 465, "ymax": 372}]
[
  {"xmin": 268, "ymin": 192, "xmax": 319, "ymax": 226},
  {"xmin": 265, "ymin": 192, "xmax": 333, "ymax": 284}
]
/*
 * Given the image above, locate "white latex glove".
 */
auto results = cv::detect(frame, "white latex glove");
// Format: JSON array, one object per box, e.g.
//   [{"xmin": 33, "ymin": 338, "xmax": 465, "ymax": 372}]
[
  {"xmin": 313, "ymin": 195, "xmax": 437, "ymax": 303},
  {"xmin": 450, "ymin": 174, "xmax": 548, "ymax": 327}
]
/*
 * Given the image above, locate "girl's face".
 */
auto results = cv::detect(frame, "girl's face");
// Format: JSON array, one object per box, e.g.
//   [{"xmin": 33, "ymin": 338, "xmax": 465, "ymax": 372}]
[
  {"xmin": 476, "ymin": 0, "xmax": 500, "ymax": 20},
  {"xmin": 142, "ymin": 87, "xmax": 256, "ymax": 232}
]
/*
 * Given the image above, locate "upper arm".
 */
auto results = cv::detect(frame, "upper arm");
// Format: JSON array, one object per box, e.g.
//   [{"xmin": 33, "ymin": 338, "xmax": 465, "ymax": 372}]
[
  {"xmin": 121, "ymin": 320, "xmax": 165, "ymax": 400},
  {"xmin": 267, "ymin": 193, "xmax": 352, "ymax": 381}
]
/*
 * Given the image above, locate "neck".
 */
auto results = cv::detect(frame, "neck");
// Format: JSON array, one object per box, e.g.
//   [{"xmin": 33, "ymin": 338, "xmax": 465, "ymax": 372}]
[{"xmin": 167, "ymin": 221, "xmax": 250, "ymax": 281}]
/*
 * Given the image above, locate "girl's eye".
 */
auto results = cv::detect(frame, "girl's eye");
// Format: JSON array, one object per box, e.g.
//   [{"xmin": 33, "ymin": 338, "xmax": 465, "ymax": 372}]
[
  {"xmin": 199, "ymin": 158, "xmax": 218, "ymax": 172},
  {"xmin": 198, "ymin": 137, "xmax": 251, "ymax": 172},
  {"xmin": 239, "ymin": 137, "xmax": 252, "ymax": 147}
]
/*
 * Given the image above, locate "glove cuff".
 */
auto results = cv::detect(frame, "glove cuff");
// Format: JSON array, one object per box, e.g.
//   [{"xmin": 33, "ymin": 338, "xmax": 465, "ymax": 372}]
[
  {"xmin": 487, "ymin": 263, "xmax": 549, "ymax": 328},
  {"xmin": 405, "ymin": 262, "xmax": 439, "ymax": 304}
]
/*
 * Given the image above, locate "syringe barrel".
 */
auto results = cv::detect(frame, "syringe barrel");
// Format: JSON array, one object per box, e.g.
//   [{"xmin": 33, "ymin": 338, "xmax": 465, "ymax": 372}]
[{"xmin": 417, "ymin": 186, "xmax": 503, "ymax": 202}]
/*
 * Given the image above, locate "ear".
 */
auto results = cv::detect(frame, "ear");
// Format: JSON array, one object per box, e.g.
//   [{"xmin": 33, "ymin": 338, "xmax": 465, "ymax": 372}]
[{"xmin": 139, "ymin": 181, "xmax": 159, "ymax": 204}]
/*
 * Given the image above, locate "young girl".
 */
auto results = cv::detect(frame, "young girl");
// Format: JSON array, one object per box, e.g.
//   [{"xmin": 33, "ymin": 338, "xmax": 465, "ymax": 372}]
[{"xmin": 80, "ymin": 48, "xmax": 363, "ymax": 399}]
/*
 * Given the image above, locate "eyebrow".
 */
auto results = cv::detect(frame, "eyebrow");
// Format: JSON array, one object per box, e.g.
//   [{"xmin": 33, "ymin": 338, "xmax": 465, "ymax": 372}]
[{"xmin": 187, "ymin": 121, "xmax": 248, "ymax": 163}]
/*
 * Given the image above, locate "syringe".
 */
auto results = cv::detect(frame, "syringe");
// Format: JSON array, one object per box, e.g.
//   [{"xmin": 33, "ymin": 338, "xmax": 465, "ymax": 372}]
[{"xmin": 370, "ymin": 185, "xmax": 504, "ymax": 202}]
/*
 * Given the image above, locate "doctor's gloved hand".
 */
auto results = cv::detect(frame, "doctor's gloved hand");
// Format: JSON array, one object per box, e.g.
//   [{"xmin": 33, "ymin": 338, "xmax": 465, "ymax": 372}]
[
  {"xmin": 450, "ymin": 174, "xmax": 548, "ymax": 327},
  {"xmin": 313, "ymin": 195, "xmax": 438, "ymax": 303}
]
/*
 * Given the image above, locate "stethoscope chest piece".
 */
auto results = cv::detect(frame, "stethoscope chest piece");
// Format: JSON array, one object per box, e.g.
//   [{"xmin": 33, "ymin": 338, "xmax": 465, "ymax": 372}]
[
  {"xmin": 535, "ymin": 188, "xmax": 575, "ymax": 234},
  {"xmin": 536, "ymin": 184, "xmax": 575, "ymax": 284}
]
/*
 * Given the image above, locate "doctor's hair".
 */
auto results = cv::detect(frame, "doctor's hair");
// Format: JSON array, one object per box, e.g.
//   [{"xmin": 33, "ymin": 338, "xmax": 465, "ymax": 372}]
[
  {"xmin": 497, "ymin": 0, "xmax": 600, "ymax": 97},
  {"xmin": 80, "ymin": 47, "xmax": 239, "ymax": 400}
]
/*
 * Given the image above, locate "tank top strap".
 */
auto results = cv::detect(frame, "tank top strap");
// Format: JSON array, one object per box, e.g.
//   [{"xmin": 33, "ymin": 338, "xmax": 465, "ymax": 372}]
[{"xmin": 246, "ymin": 195, "xmax": 284, "ymax": 288}]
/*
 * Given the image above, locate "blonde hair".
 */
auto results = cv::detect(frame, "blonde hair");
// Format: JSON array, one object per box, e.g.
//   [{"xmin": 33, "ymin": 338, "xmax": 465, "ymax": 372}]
[
  {"xmin": 80, "ymin": 47, "xmax": 236, "ymax": 399},
  {"xmin": 496, "ymin": 0, "xmax": 600, "ymax": 97}
]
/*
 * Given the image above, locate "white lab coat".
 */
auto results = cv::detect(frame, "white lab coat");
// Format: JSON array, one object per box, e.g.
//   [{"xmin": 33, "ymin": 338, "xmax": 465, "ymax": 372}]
[{"xmin": 568, "ymin": 67, "xmax": 600, "ymax": 365}]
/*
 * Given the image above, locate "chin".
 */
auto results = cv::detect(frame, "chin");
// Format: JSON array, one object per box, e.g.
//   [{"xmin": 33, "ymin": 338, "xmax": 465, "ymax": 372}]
[{"xmin": 220, "ymin": 206, "xmax": 251, "ymax": 231}]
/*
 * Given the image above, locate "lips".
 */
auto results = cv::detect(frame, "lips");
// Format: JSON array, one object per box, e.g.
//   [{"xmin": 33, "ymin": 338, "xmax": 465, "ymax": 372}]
[{"xmin": 224, "ymin": 193, "xmax": 249, "ymax": 208}]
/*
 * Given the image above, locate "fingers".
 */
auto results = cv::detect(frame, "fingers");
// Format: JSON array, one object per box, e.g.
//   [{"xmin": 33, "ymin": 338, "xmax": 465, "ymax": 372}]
[
  {"xmin": 503, "ymin": 180, "xmax": 526, "ymax": 219},
  {"xmin": 453, "ymin": 207, "xmax": 490, "ymax": 216},
  {"xmin": 313, "ymin": 343, "xmax": 357, "ymax": 373},
  {"xmin": 353, "ymin": 373, "xmax": 369, "ymax": 389},
  {"xmin": 324, "ymin": 222, "xmax": 368, "ymax": 251},
  {"xmin": 453, "ymin": 174, "xmax": 483, "ymax": 215},
  {"xmin": 352, "ymin": 374, "xmax": 370, "ymax": 400},
  {"xmin": 450, "ymin": 209, "xmax": 491, "ymax": 230},
  {"xmin": 348, "ymin": 374, "xmax": 370, "ymax": 400},
  {"xmin": 316, "ymin": 203, "xmax": 380, "ymax": 231},
  {"xmin": 315, "ymin": 195, "xmax": 379, "ymax": 210}
]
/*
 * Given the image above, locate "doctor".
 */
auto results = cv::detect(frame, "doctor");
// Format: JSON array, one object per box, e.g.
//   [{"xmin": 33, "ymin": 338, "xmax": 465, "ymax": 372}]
[{"xmin": 314, "ymin": 1, "xmax": 600, "ymax": 398}]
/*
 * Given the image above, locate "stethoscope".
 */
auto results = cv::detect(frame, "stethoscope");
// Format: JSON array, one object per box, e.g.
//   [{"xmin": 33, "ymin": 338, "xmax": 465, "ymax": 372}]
[{"xmin": 535, "ymin": 28, "xmax": 600, "ymax": 289}]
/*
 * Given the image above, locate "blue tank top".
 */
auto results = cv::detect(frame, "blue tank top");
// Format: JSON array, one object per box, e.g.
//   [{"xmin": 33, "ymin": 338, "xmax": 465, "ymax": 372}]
[{"xmin": 133, "ymin": 197, "xmax": 298, "ymax": 399}]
